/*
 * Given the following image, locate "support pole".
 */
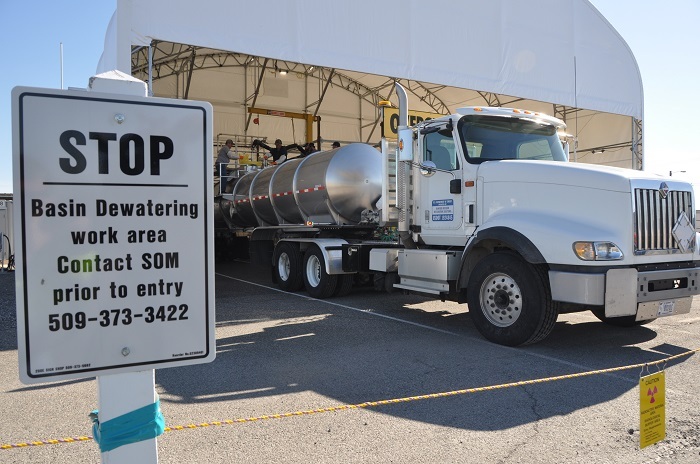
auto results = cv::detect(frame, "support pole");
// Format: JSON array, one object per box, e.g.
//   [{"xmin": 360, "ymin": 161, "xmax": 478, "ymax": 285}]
[
  {"xmin": 88, "ymin": 70, "xmax": 159, "ymax": 464},
  {"xmin": 97, "ymin": 371, "xmax": 159, "ymax": 463}
]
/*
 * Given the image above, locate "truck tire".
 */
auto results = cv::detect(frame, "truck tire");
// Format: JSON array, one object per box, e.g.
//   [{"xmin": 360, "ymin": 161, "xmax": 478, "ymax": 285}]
[
  {"xmin": 590, "ymin": 307, "xmax": 655, "ymax": 327},
  {"xmin": 373, "ymin": 273, "xmax": 399, "ymax": 293},
  {"xmin": 334, "ymin": 274, "xmax": 354, "ymax": 297},
  {"xmin": 303, "ymin": 246, "xmax": 338, "ymax": 299},
  {"xmin": 273, "ymin": 242, "xmax": 304, "ymax": 291},
  {"xmin": 466, "ymin": 252, "xmax": 558, "ymax": 346}
]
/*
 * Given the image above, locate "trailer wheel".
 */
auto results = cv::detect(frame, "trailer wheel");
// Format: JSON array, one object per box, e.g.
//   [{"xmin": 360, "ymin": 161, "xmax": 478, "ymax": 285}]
[
  {"xmin": 466, "ymin": 252, "xmax": 558, "ymax": 346},
  {"xmin": 590, "ymin": 308, "xmax": 655, "ymax": 327},
  {"xmin": 303, "ymin": 246, "xmax": 338, "ymax": 299},
  {"xmin": 273, "ymin": 242, "xmax": 304, "ymax": 291}
]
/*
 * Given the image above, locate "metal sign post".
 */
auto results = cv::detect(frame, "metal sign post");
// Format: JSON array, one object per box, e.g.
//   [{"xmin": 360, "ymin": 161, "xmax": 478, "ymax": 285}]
[{"xmin": 12, "ymin": 71, "xmax": 214, "ymax": 462}]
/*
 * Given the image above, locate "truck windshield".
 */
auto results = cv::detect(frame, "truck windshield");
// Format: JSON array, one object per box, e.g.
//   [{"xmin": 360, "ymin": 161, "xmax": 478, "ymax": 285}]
[{"xmin": 457, "ymin": 115, "xmax": 567, "ymax": 163}]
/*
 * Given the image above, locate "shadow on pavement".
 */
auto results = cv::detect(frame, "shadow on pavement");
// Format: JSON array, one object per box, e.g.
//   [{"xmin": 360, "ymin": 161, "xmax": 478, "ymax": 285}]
[{"xmin": 154, "ymin": 262, "xmax": 695, "ymax": 432}]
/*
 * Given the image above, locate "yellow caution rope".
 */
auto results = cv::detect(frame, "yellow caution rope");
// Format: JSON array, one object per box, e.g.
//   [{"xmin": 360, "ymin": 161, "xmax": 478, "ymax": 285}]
[{"xmin": 2, "ymin": 347, "xmax": 697, "ymax": 450}]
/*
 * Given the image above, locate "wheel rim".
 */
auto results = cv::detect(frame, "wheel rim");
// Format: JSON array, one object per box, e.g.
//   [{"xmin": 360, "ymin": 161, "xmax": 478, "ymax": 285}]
[
  {"xmin": 479, "ymin": 272, "xmax": 522, "ymax": 328},
  {"xmin": 277, "ymin": 252, "xmax": 291, "ymax": 281},
  {"xmin": 306, "ymin": 254, "xmax": 322, "ymax": 287}
]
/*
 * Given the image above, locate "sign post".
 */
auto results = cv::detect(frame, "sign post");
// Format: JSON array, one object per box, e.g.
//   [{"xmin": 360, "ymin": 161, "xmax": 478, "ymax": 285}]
[{"xmin": 12, "ymin": 71, "xmax": 215, "ymax": 462}]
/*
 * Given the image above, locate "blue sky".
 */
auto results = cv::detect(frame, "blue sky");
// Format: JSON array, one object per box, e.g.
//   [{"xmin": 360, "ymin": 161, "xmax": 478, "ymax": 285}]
[{"xmin": 1, "ymin": 0, "xmax": 699, "ymax": 193}]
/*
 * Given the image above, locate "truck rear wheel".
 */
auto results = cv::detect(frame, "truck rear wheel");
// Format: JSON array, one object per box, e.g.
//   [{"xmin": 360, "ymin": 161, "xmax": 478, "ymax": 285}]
[
  {"xmin": 334, "ymin": 274, "xmax": 354, "ymax": 297},
  {"xmin": 273, "ymin": 242, "xmax": 304, "ymax": 291},
  {"xmin": 466, "ymin": 252, "xmax": 558, "ymax": 346},
  {"xmin": 303, "ymin": 246, "xmax": 338, "ymax": 299}
]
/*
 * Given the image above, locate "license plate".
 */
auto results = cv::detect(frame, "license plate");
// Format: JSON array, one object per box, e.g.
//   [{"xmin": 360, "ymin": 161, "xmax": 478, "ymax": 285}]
[{"xmin": 657, "ymin": 300, "xmax": 676, "ymax": 316}]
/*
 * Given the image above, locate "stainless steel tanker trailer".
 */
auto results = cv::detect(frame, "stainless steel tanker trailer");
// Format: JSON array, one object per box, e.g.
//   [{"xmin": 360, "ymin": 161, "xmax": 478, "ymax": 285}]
[
  {"xmin": 214, "ymin": 83, "xmax": 699, "ymax": 346},
  {"xmin": 216, "ymin": 142, "xmax": 390, "ymax": 299}
]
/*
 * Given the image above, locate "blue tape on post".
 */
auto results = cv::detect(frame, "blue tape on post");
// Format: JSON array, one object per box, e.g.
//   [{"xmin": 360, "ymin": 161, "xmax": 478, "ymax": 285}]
[{"xmin": 90, "ymin": 398, "xmax": 165, "ymax": 453}]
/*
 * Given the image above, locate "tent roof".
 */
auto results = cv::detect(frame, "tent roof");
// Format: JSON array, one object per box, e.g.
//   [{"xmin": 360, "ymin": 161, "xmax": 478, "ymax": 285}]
[{"xmin": 99, "ymin": 0, "xmax": 643, "ymax": 120}]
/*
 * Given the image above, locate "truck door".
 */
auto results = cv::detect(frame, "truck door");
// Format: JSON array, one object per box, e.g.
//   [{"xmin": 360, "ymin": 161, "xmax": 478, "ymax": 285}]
[{"xmin": 419, "ymin": 125, "xmax": 463, "ymax": 232}]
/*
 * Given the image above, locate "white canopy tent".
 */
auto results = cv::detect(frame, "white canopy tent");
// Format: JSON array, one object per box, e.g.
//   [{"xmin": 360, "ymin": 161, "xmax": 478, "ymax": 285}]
[{"xmin": 98, "ymin": 0, "xmax": 644, "ymax": 168}]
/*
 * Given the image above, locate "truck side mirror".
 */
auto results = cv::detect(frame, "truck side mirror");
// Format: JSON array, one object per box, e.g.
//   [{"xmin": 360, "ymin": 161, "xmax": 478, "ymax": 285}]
[{"xmin": 420, "ymin": 160, "xmax": 437, "ymax": 177}]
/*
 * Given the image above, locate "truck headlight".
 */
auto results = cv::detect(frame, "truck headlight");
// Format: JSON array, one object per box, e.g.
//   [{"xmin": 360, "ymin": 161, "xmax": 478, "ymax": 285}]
[{"xmin": 573, "ymin": 241, "xmax": 623, "ymax": 261}]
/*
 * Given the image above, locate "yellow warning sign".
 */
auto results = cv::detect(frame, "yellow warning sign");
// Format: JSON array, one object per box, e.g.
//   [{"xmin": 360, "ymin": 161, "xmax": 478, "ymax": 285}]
[{"xmin": 639, "ymin": 371, "xmax": 665, "ymax": 448}]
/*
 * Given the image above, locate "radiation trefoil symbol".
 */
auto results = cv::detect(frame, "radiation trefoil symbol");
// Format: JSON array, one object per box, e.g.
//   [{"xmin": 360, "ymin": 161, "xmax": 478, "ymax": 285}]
[{"xmin": 647, "ymin": 386, "xmax": 658, "ymax": 403}]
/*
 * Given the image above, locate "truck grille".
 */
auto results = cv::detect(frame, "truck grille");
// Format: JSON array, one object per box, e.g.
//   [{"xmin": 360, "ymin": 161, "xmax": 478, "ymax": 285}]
[{"xmin": 634, "ymin": 188, "xmax": 694, "ymax": 253}]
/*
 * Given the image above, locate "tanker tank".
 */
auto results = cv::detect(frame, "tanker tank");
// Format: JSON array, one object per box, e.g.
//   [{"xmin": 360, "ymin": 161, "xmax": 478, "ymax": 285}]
[
  {"xmin": 266, "ymin": 158, "xmax": 304, "ymax": 225},
  {"xmin": 229, "ymin": 170, "xmax": 258, "ymax": 227},
  {"xmin": 220, "ymin": 143, "xmax": 382, "ymax": 229}
]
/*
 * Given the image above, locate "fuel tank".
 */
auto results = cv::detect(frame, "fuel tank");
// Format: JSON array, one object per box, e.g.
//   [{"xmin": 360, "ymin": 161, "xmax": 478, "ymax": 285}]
[{"xmin": 220, "ymin": 143, "xmax": 382, "ymax": 228}]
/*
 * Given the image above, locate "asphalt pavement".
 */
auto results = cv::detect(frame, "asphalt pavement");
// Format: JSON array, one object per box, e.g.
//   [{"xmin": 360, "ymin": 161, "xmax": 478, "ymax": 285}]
[{"xmin": 1, "ymin": 262, "xmax": 699, "ymax": 463}]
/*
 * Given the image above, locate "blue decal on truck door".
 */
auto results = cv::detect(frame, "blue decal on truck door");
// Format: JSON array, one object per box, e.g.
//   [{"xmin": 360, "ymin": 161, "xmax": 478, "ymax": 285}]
[{"xmin": 432, "ymin": 199, "xmax": 454, "ymax": 221}]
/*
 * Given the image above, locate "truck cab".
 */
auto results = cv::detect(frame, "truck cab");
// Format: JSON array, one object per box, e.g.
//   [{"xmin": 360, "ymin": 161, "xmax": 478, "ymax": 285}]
[
  {"xmin": 385, "ymin": 83, "xmax": 699, "ymax": 346},
  {"xmin": 413, "ymin": 108, "xmax": 568, "ymax": 246}
]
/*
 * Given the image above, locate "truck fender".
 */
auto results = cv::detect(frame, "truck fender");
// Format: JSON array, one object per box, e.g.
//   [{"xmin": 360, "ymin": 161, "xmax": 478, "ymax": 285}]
[{"xmin": 457, "ymin": 226, "xmax": 546, "ymax": 293}]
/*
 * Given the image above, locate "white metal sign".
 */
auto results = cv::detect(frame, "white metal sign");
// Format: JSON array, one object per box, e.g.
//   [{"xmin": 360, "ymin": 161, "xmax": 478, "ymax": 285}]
[{"xmin": 12, "ymin": 87, "xmax": 215, "ymax": 384}]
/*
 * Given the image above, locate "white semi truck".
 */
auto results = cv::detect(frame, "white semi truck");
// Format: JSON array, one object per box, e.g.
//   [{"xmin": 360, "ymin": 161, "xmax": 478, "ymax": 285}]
[{"xmin": 216, "ymin": 83, "xmax": 699, "ymax": 346}]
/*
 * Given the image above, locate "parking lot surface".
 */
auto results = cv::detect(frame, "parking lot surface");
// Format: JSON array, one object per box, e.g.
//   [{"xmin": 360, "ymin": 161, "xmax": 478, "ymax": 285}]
[{"xmin": 1, "ymin": 262, "xmax": 699, "ymax": 463}]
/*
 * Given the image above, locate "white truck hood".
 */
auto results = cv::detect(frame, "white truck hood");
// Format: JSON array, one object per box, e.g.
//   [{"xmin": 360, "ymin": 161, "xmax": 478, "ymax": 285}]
[
  {"xmin": 476, "ymin": 160, "xmax": 662, "ymax": 192},
  {"xmin": 474, "ymin": 159, "xmax": 697, "ymax": 267}
]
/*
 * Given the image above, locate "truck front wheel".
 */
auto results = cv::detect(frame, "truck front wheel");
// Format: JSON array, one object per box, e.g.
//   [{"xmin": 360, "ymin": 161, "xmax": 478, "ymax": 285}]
[
  {"xmin": 303, "ymin": 246, "xmax": 338, "ymax": 299},
  {"xmin": 273, "ymin": 242, "xmax": 304, "ymax": 291},
  {"xmin": 466, "ymin": 253, "xmax": 558, "ymax": 346}
]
